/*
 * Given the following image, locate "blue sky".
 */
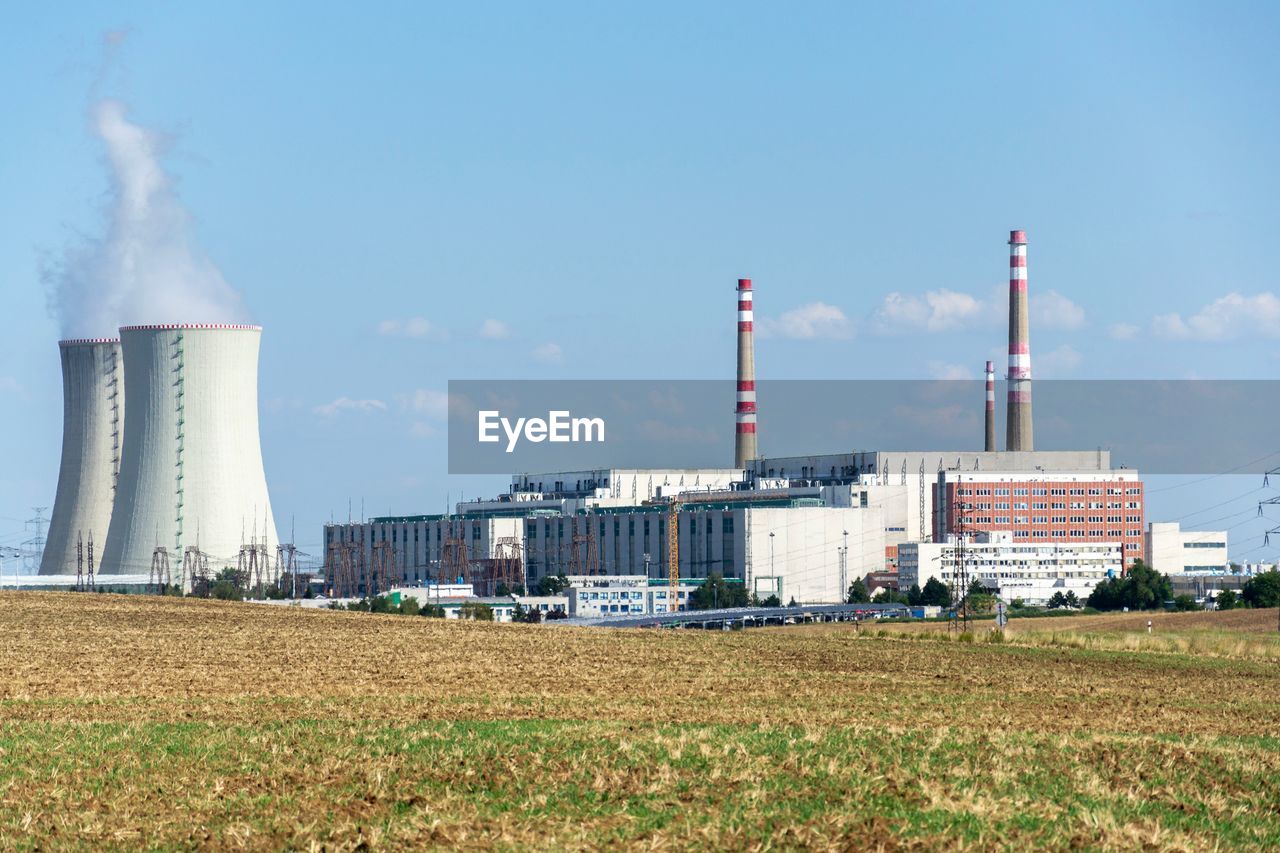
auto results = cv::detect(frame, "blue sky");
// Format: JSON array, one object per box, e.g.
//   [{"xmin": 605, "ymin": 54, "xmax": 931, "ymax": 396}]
[{"xmin": 1, "ymin": 2, "xmax": 1278, "ymax": 560}]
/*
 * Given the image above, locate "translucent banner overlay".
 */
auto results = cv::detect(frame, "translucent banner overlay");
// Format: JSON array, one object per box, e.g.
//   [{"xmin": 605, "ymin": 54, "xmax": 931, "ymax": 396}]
[{"xmin": 447, "ymin": 380, "xmax": 1280, "ymax": 475}]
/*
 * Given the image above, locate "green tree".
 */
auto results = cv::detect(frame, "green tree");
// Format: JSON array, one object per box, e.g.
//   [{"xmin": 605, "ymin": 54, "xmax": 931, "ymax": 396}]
[
  {"xmin": 1064, "ymin": 591, "xmax": 1080, "ymax": 608},
  {"xmin": 758, "ymin": 594, "xmax": 781, "ymax": 608},
  {"xmin": 419, "ymin": 603, "xmax": 446, "ymax": 618},
  {"xmin": 535, "ymin": 574, "xmax": 569, "ymax": 596},
  {"xmin": 1086, "ymin": 561, "xmax": 1173, "ymax": 611},
  {"xmin": 920, "ymin": 577, "xmax": 950, "ymax": 607},
  {"xmin": 690, "ymin": 573, "xmax": 748, "ymax": 610},
  {"xmin": 846, "ymin": 578, "xmax": 870, "ymax": 603},
  {"xmin": 398, "ymin": 596, "xmax": 421, "ymax": 616},
  {"xmin": 906, "ymin": 584, "xmax": 923, "ymax": 607},
  {"xmin": 1214, "ymin": 589, "xmax": 1240, "ymax": 610},
  {"xmin": 1171, "ymin": 594, "xmax": 1201, "ymax": 612},
  {"xmin": 209, "ymin": 567, "xmax": 243, "ymax": 601},
  {"xmin": 1047, "ymin": 591, "xmax": 1068, "ymax": 609},
  {"xmin": 459, "ymin": 601, "xmax": 494, "ymax": 621},
  {"xmin": 1242, "ymin": 570, "xmax": 1280, "ymax": 608}
]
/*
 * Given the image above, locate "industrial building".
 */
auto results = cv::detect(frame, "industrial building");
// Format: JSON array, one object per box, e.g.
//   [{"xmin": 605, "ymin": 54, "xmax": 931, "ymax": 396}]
[
  {"xmin": 40, "ymin": 339, "xmax": 124, "ymax": 575},
  {"xmin": 325, "ymin": 498, "xmax": 883, "ymax": 605},
  {"xmin": 101, "ymin": 324, "xmax": 278, "ymax": 583},
  {"xmin": 748, "ymin": 450, "xmax": 1137, "ymax": 560},
  {"xmin": 1145, "ymin": 522, "xmax": 1229, "ymax": 574},
  {"xmin": 935, "ymin": 469, "xmax": 1145, "ymax": 567},
  {"xmin": 899, "ymin": 531, "xmax": 1122, "ymax": 606}
]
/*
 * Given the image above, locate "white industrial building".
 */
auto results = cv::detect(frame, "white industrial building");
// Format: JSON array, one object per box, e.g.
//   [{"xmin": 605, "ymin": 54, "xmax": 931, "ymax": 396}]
[
  {"xmin": 327, "ymin": 501, "xmax": 883, "ymax": 605},
  {"xmin": 40, "ymin": 339, "xmax": 124, "ymax": 575},
  {"xmin": 1145, "ymin": 522, "xmax": 1229, "ymax": 574},
  {"xmin": 899, "ymin": 530, "xmax": 1122, "ymax": 606},
  {"xmin": 101, "ymin": 325, "xmax": 278, "ymax": 581}
]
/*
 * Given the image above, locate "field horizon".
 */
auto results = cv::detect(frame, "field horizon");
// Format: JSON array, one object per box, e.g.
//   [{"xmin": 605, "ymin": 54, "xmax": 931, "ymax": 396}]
[{"xmin": 1, "ymin": 592, "xmax": 1277, "ymax": 848}]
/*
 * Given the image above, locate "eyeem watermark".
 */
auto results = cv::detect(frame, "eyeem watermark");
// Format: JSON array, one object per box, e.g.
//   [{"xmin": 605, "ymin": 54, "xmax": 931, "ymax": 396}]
[{"xmin": 478, "ymin": 410, "xmax": 606, "ymax": 453}]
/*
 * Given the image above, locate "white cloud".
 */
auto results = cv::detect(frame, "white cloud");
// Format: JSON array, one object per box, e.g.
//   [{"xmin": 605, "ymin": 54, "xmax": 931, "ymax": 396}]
[
  {"xmin": 533, "ymin": 342, "xmax": 563, "ymax": 364},
  {"xmin": 1036, "ymin": 344, "xmax": 1083, "ymax": 377},
  {"xmin": 479, "ymin": 318, "xmax": 510, "ymax": 340},
  {"xmin": 1150, "ymin": 293, "xmax": 1280, "ymax": 341},
  {"xmin": 409, "ymin": 421, "xmax": 438, "ymax": 439},
  {"xmin": 313, "ymin": 397, "xmax": 387, "ymax": 417},
  {"xmin": 378, "ymin": 317, "xmax": 447, "ymax": 340},
  {"xmin": 927, "ymin": 362, "xmax": 974, "ymax": 380},
  {"xmin": 873, "ymin": 289, "xmax": 987, "ymax": 333},
  {"xmin": 1032, "ymin": 290, "xmax": 1086, "ymax": 330},
  {"xmin": 759, "ymin": 302, "xmax": 852, "ymax": 339},
  {"xmin": 0, "ymin": 377, "xmax": 19, "ymax": 393},
  {"xmin": 1109, "ymin": 322, "xmax": 1140, "ymax": 341},
  {"xmin": 398, "ymin": 389, "xmax": 450, "ymax": 419}
]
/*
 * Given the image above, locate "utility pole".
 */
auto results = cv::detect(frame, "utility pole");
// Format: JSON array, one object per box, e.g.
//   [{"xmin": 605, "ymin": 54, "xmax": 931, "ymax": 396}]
[{"xmin": 840, "ymin": 529, "xmax": 849, "ymax": 601}]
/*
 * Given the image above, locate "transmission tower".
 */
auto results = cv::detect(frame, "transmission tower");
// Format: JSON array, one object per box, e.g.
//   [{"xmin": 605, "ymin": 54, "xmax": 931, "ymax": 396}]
[
  {"xmin": 277, "ymin": 541, "xmax": 300, "ymax": 598},
  {"xmin": 442, "ymin": 521, "xmax": 469, "ymax": 588},
  {"xmin": 150, "ymin": 546, "xmax": 171, "ymax": 595},
  {"xmin": 1261, "ymin": 466, "xmax": 1280, "ymax": 632},
  {"xmin": 949, "ymin": 500, "xmax": 974, "ymax": 635},
  {"xmin": 370, "ymin": 541, "xmax": 398, "ymax": 596},
  {"xmin": 20, "ymin": 507, "xmax": 49, "ymax": 574},
  {"xmin": 76, "ymin": 532, "xmax": 85, "ymax": 592},
  {"xmin": 184, "ymin": 546, "xmax": 210, "ymax": 596}
]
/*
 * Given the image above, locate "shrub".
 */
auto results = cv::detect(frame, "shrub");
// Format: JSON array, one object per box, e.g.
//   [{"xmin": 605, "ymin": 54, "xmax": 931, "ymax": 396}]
[{"xmin": 459, "ymin": 601, "xmax": 494, "ymax": 621}]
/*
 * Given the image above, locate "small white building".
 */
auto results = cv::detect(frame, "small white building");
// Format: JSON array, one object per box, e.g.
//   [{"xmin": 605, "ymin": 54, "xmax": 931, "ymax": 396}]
[
  {"xmin": 1145, "ymin": 522, "xmax": 1228, "ymax": 574},
  {"xmin": 564, "ymin": 575, "xmax": 700, "ymax": 617},
  {"xmin": 513, "ymin": 594, "xmax": 569, "ymax": 617},
  {"xmin": 899, "ymin": 531, "xmax": 1122, "ymax": 606}
]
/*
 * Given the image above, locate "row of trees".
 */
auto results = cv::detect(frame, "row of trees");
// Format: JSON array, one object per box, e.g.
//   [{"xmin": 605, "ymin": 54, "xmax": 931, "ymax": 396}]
[
  {"xmin": 1215, "ymin": 571, "xmax": 1280, "ymax": 609},
  {"xmin": 846, "ymin": 577, "xmax": 951, "ymax": 608}
]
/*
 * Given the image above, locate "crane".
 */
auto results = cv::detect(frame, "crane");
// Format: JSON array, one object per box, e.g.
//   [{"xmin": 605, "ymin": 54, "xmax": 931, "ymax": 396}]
[{"xmin": 666, "ymin": 498, "xmax": 681, "ymax": 613}]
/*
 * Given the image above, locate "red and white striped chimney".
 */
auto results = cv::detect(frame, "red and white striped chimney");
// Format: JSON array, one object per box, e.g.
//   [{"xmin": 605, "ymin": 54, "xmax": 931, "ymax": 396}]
[
  {"xmin": 734, "ymin": 278, "xmax": 758, "ymax": 468},
  {"xmin": 1005, "ymin": 229, "xmax": 1034, "ymax": 451},
  {"xmin": 984, "ymin": 359, "xmax": 996, "ymax": 452}
]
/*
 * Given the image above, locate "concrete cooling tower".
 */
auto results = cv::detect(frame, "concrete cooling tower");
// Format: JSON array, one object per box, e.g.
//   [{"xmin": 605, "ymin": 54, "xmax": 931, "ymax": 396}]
[
  {"xmin": 39, "ymin": 339, "xmax": 124, "ymax": 575},
  {"xmin": 100, "ymin": 324, "xmax": 277, "ymax": 580}
]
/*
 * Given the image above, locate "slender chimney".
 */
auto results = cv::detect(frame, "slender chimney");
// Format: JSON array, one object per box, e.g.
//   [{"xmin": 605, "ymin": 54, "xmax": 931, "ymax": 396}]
[
  {"xmin": 1005, "ymin": 229, "xmax": 1033, "ymax": 451},
  {"xmin": 734, "ymin": 278, "xmax": 758, "ymax": 468},
  {"xmin": 984, "ymin": 359, "xmax": 996, "ymax": 452}
]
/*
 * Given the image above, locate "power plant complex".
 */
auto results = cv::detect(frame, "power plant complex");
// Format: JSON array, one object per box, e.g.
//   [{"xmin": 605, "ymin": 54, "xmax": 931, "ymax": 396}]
[
  {"xmin": 27, "ymin": 229, "xmax": 1234, "ymax": 610},
  {"xmin": 320, "ymin": 229, "xmax": 1190, "ymax": 612}
]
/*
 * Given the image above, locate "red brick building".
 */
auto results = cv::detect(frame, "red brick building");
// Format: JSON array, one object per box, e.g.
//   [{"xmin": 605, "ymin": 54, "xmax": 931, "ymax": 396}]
[{"xmin": 934, "ymin": 471, "xmax": 1145, "ymax": 568}]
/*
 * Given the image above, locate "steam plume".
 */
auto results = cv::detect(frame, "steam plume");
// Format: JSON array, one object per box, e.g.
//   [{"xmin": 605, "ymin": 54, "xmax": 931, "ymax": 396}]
[{"xmin": 45, "ymin": 99, "xmax": 247, "ymax": 338}]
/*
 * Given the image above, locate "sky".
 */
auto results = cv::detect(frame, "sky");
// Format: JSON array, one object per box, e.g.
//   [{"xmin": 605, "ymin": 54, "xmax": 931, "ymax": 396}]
[{"xmin": 1, "ymin": 1, "xmax": 1278, "ymax": 563}]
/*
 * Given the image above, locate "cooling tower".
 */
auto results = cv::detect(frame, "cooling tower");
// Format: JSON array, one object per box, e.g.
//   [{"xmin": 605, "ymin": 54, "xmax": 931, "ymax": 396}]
[
  {"xmin": 100, "ymin": 324, "xmax": 277, "ymax": 579},
  {"xmin": 39, "ymin": 339, "xmax": 124, "ymax": 575}
]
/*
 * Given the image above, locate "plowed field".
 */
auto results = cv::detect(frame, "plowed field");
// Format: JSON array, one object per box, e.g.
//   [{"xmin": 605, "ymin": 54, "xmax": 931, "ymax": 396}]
[{"xmin": 1, "ymin": 592, "xmax": 1277, "ymax": 849}]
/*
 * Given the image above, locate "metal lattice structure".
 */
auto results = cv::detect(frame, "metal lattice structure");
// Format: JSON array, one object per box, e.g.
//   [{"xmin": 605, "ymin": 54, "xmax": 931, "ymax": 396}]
[
  {"xmin": 949, "ymin": 501, "xmax": 974, "ymax": 635},
  {"xmin": 150, "ymin": 546, "xmax": 171, "ymax": 594},
  {"xmin": 370, "ymin": 541, "xmax": 398, "ymax": 597}
]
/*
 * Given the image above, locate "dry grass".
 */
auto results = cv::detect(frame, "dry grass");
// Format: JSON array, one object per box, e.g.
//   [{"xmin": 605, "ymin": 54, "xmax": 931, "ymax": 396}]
[
  {"xmin": 822, "ymin": 608, "xmax": 1280, "ymax": 662},
  {"xmin": 1, "ymin": 592, "xmax": 1278, "ymax": 849}
]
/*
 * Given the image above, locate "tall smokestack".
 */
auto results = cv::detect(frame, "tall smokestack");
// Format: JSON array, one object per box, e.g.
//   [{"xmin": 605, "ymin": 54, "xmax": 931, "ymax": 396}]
[
  {"xmin": 1005, "ymin": 230, "xmax": 1033, "ymax": 451},
  {"xmin": 734, "ymin": 278, "xmax": 757, "ymax": 468},
  {"xmin": 984, "ymin": 359, "xmax": 996, "ymax": 452}
]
